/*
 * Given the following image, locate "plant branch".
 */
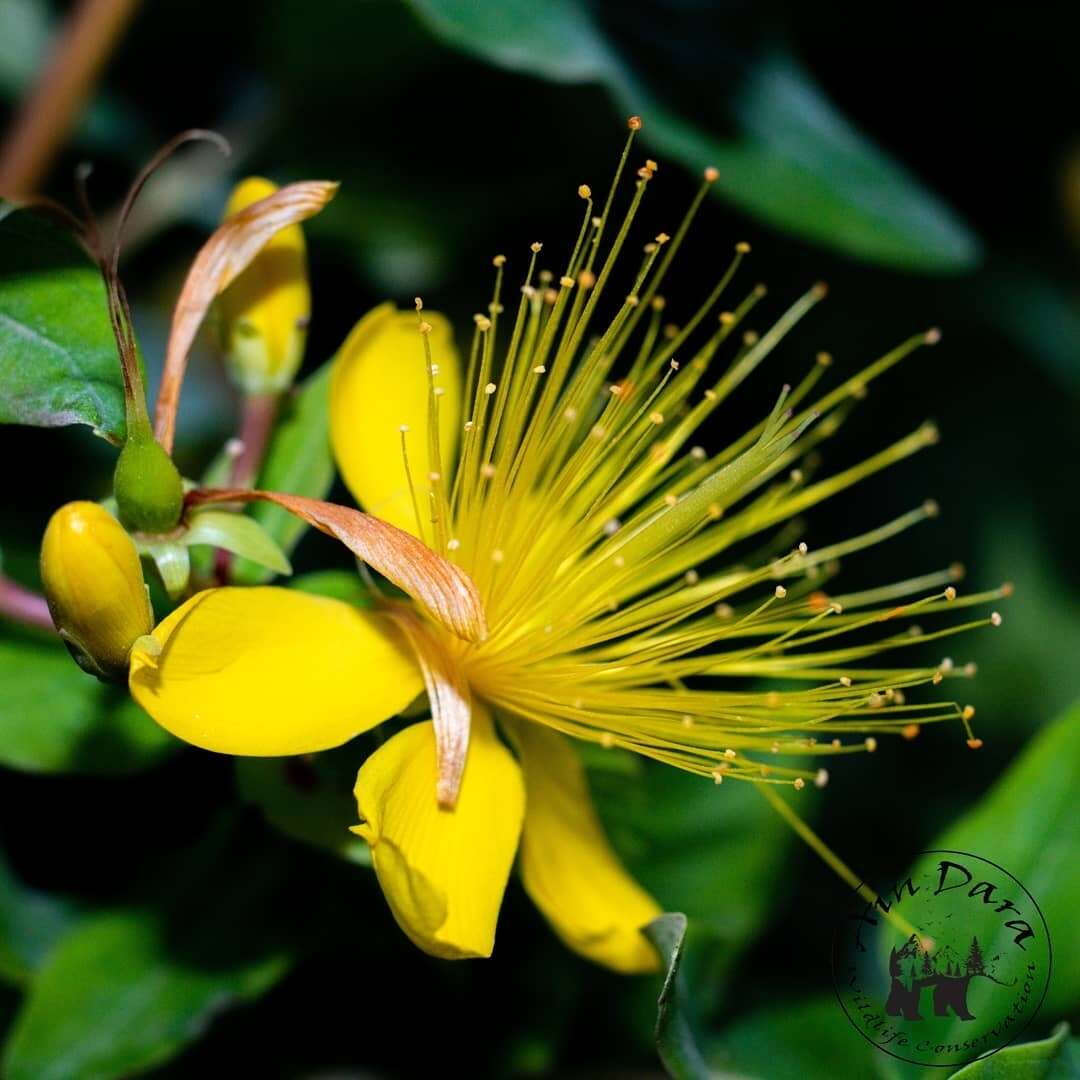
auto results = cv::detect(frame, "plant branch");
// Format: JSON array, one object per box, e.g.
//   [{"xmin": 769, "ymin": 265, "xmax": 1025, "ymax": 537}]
[
  {"xmin": 214, "ymin": 391, "xmax": 280, "ymax": 584},
  {"xmin": 0, "ymin": 0, "xmax": 141, "ymax": 197},
  {"xmin": 0, "ymin": 574, "xmax": 55, "ymax": 632},
  {"xmin": 230, "ymin": 392, "xmax": 280, "ymax": 489}
]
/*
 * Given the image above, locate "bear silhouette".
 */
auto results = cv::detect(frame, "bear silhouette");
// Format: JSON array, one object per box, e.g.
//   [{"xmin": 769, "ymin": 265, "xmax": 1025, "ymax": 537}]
[{"xmin": 932, "ymin": 974, "xmax": 975, "ymax": 1020}]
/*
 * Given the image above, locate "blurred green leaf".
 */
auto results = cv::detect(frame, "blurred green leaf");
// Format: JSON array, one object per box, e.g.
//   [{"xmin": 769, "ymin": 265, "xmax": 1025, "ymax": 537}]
[
  {"xmin": 704, "ymin": 709, "xmax": 1080, "ymax": 1080},
  {"xmin": 977, "ymin": 520, "xmax": 1080, "ymax": 732},
  {"xmin": 236, "ymin": 749, "xmax": 371, "ymax": 867},
  {"xmin": 707, "ymin": 995, "xmax": 881, "ymax": 1079},
  {"xmin": 667, "ymin": 55, "xmax": 979, "ymax": 271},
  {"xmin": 592, "ymin": 755, "xmax": 792, "ymax": 999},
  {"xmin": 645, "ymin": 912, "xmax": 711, "ymax": 1080},
  {"xmin": 950, "ymin": 1022, "xmax": 1078, "ymax": 1078},
  {"xmin": 405, "ymin": 0, "xmax": 978, "ymax": 270},
  {"xmin": 0, "ymin": 634, "xmax": 175, "ymax": 774},
  {"xmin": 2, "ymin": 824, "xmax": 297, "ymax": 1080},
  {"xmin": 408, "ymin": 0, "xmax": 620, "ymax": 83},
  {"xmin": 871, "ymin": 700, "xmax": 1080, "ymax": 1080},
  {"xmin": 931, "ymin": 699, "xmax": 1080, "ymax": 1020},
  {"xmin": 980, "ymin": 270, "xmax": 1080, "ymax": 394},
  {"xmin": 287, "ymin": 568, "xmax": 375, "ymax": 607},
  {"xmin": 0, "ymin": 206, "xmax": 129, "ymax": 443},
  {"xmin": 0, "ymin": 849, "xmax": 82, "ymax": 986},
  {"xmin": 0, "ymin": 0, "xmax": 49, "ymax": 98},
  {"xmin": 232, "ymin": 361, "xmax": 335, "ymax": 584}
]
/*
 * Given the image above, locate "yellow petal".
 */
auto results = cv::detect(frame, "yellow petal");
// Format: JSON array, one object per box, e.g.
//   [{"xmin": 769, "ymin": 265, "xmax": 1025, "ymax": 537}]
[
  {"xmin": 512, "ymin": 722, "xmax": 662, "ymax": 973},
  {"xmin": 218, "ymin": 177, "xmax": 311, "ymax": 394},
  {"xmin": 330, "ymin": 303, "xmax": 461, "ymax": 538},
  {"xmin": 352, "ymin": 709, "xmax": 523, "ymax": 959},
  {"xmin": 128, "ymin": 586, "xmax": 422, "ymax": 755}
]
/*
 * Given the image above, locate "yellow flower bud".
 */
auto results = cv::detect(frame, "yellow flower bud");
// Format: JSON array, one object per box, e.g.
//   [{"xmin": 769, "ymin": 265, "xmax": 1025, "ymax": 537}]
[
  {"xmin": 217, "ymin": 176, "xmax": 311, "ymax": 393},
  {"xmin": 40, "ymin": 501, "xmax": 154, "ymax": 681}
]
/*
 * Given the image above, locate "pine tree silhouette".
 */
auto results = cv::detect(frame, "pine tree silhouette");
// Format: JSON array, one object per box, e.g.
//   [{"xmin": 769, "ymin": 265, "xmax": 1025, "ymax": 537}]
[{"xmin": 966, "ymin": 936, "xmax": 986, "ymax": 976}]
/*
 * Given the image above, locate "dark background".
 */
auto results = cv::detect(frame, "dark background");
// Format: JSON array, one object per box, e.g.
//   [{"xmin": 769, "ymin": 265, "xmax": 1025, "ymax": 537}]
[{"xmin": 0, "ymin": 0, "xmax": 1076, "ymax": 1075}]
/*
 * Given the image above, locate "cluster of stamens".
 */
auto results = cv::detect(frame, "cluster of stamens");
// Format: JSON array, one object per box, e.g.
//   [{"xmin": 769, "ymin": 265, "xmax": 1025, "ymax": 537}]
[{"xmin": 394, "ymin": 117, "xmax": 1007, "ymax": 793}]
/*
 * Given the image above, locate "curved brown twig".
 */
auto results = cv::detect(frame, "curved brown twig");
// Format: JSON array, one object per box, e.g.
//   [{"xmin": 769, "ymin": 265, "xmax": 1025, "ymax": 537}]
[
  {"xmin": 154, "ymin": 180, "xmax": 338, "ymax": 452},
  {"xmin": 186, "ymin": 488, "xmax": 486, "ymax": 644},
  {"xmin": 386, "ymin": 607, "xmax": 472, "ymax": 809}
]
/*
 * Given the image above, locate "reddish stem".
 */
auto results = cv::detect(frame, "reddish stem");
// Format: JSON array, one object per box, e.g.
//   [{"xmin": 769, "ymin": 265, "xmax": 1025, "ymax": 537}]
[
  {"xmin": 0, "ymin": 574, "xmax": 55, "ymax": 632},
  {"xmin": 0, "ymin": 0, "xmax": 141, "ymax": 197},
  {"xmin": 213, "ymin": 391, "xmax": 279, "ymax": 584},
  {"xmin": 230, "ymin": 392, "xmax": 280, "ymax": 489}
]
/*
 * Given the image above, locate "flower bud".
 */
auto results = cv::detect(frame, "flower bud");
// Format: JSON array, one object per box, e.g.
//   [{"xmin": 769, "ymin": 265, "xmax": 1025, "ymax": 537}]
[
  {"xmin": 40, "ymin": 501, "xmax": 154, "ymax": 681},
  {"xmin": 217, "ymin": 177, "xmax": 311, "ymax": 393},
  {"xmin": 113, "ymin": 432, "xmax": 184, "ymax": 534}
]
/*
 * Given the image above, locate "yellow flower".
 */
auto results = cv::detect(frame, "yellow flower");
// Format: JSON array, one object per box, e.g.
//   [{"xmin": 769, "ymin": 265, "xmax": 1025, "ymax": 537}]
[
  {"xmin": 128, "ymin": 122, "xmax": 1006, "ymax": 970},
  {"xmin": 216, "ymin": 176, "xmax": 311, "ymax": 394},
  {"xmin": 40, "ymin": 501, "xmax": 153, "ymax": 680}
]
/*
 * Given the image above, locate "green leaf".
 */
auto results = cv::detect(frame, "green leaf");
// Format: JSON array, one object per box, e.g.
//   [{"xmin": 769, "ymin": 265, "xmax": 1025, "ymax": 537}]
[
  {"xmin": 975, "ymin": 519, "xmax": 1080, "ymax": 732},
  {"xmin": 707, "ymin": 995, "xmax": 882, "ymax": 1080},
  {"xmin": 592, "ymin": 754, "xmax": 792, "ymax": 997},
  {"xmin": 0, "ymin": 206, "xmax": 128, "ymax": 442},
  {"xmin": 0, "ymin": 848, "xmax": 82, "ymax": 986},
  {"xmin": 949, "ymin": 1023, "xmax": 1079, "ymax": 1079},
  {"xmin": 185, "ymin": 509, "xmax": 292, "ymax": 576},
  {"xmin": 978, "ymin": 270, "xmax": 1080, "ymax": 394},
  {"xmin": 232, "ymin": 362, "xmax": 335, "ymax": 584},
  {"xmin": 2, "ymin": 824, "xmax": 297, "ymax": 1080},
  {"xmin": 134, "ymin": 537, "xmax": 191, "ymax": 602},
  {"xmin": 865, "ymin": 702, "xmax": 1080, "ymax": 1080},
  {"xmin": 931, "ymin": 700, "xmax": 1080, "ymax": 1020},
  {"xmin": 645, "ymin": 913, "xmax": 711, "ymax": 1080},
  {"xmin": 236, "ymin": 749, "xmax": 371, "ymax": 867},
  {"xmin": 405, "ymin": 0, "xmax": 978, "ymax": 270},
  {"xmin": 0, "ymin": 634, "xmax": 176, "ymax": 774},
  {"xmin": 287, "ymin": 568, "xmax": 375, "ymax": 607}
]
